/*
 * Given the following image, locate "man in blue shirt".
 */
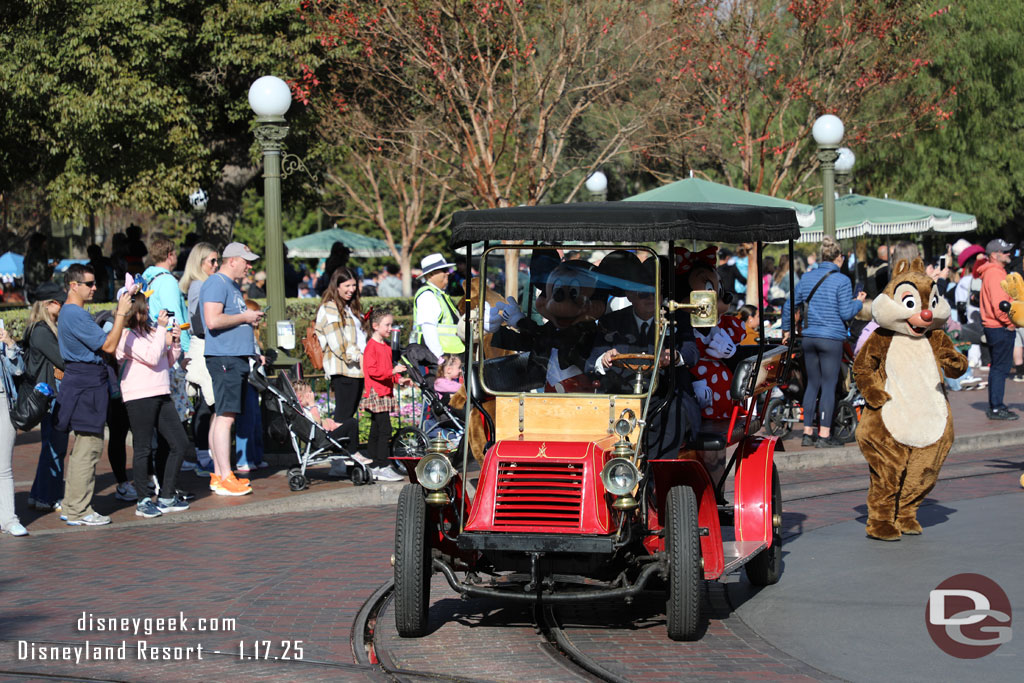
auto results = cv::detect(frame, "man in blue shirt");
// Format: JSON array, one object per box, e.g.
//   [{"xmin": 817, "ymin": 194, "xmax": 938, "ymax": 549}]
[
  {"xmin": 56, "ymin": 264, "xmax": 133, "ymax": 526},
  {"xmin": 200, "ymin": 242, "xmax": 263, "ymax": 496}
]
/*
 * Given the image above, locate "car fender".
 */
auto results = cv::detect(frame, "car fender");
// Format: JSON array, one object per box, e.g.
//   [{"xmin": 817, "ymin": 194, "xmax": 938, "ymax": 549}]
[{"xmin": 733, "ymin": 435, "xmax": 780, "ymax": 547}]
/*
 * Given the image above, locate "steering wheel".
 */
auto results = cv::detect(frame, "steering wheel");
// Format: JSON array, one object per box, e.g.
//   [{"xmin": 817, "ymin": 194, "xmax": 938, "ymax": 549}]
[{"xmin": 609, "ymin": 353, "xmax": 657, "ymax": 373}]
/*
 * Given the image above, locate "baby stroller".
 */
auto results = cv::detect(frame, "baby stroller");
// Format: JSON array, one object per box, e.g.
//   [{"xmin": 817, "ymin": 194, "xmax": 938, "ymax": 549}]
[
  {"xmin": 390, "ymin": 344, "xmax": 467, "ymax": 471},
  {"xmin": 764, "ymin": 337, "xmax": 860, "ymax": 443},
  {"xmin": 249, "ymin": 366, "xmax": 373, "ymax": 491}
]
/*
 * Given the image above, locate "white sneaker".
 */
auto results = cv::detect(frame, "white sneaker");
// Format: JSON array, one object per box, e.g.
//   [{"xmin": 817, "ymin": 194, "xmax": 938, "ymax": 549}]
[
  {"xmin": 115, "ymin": 482, "xmax": 138, "ymax": 501},
  {"xmin": 372, "ymin": 466, "xmax": 404, "ymax": 482},
  {"xmin": 66, "ymin": 512, "xmax": 111, "ymax": 526},
  {"xmin": 2, "ymin": 522, "xmax": 28, "ymax": 537},
  {"xmin": 351, "ymin": 453, "xmax": 373, "ymax": 466}
]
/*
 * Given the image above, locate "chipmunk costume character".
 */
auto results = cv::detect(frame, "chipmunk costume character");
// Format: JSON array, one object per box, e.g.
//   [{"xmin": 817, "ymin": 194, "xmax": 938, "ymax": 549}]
[{"xmin": 853, "ymin": 258, "xmax": 968, "ymax": 541}]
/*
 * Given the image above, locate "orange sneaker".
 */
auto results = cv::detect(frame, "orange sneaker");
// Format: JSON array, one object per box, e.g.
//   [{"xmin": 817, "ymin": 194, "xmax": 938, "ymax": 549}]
[
  {"xmin": 214, "ymin": 474, "xmax": 252, "ymax": 497},
  {"xmin": 209, "ymin": 474, "xmax": 221, "ymax": 492}
]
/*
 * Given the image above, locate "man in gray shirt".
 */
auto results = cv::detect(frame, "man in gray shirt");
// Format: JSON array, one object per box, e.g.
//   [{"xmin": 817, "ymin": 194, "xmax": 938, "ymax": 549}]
[{"xmin": 200, "ymin": 242, "xmax": 263, "ymax": 496}]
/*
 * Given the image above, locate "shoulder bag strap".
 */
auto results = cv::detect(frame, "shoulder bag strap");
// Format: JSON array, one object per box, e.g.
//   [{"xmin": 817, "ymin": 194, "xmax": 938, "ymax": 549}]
[{"xmin": 801, "ymin": 271, "xmax": 835, "ymax": 330}]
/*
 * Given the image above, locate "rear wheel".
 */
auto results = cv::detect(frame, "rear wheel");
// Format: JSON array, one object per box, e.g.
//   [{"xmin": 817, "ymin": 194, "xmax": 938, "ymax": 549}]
[
  {"xmin": 745, "ymin": 465, "xmax": 783, "ymax": 586},
  {"xmin": 665, "ymin": 485, "xmax": 702, "ymax": 641},
  {"xmin": 394, "ymin": 484, "xmax": 431, "ymax": 637},
  {"xmin": 390, "ymin": 427, "xmax": 428, "ymax": 476},
  {"xmin": 832, "ymin": 400, "xmax": 858, "ymax": 443},
  {"xmin": 765, "ymin": 398, "xmax": 794, "ymax": 438}
]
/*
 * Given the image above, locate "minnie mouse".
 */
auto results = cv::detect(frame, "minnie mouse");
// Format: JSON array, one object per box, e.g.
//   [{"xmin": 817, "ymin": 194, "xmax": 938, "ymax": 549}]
[{"xmin": 675, "ymin": 246, "xmax": 746, "ymax": 421}]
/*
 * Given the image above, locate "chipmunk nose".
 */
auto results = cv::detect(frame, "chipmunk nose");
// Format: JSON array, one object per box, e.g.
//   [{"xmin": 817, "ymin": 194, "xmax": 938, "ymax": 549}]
[{"xmin": 920, "ymin": 309, "xmax": 933, "ymax": 322}]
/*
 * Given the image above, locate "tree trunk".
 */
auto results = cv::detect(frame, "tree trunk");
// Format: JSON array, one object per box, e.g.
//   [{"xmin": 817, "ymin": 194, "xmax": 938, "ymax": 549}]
[
  {"xmin": 745, "ymin": 249, "xmax": 760, "ymax": 307},
  {"xmin": 400, "ymin": 253, "xmax": 414, "ymax": 297}
]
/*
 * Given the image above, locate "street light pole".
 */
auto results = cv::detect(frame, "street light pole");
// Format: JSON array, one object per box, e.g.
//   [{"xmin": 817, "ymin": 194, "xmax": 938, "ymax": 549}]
[
  {"xmin": 249, "ymin": 76, "xmax": 292, "ymax": 350},
  {"xmin": 812, "ymin": 114, "xmax": 844, "ymax": 241}
]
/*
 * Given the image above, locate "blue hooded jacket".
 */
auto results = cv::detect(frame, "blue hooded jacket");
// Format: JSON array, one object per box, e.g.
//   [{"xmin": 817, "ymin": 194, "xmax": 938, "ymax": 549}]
[{"xmin": 781, "ymin": 262, "xmax": 862, "ymax": 341}]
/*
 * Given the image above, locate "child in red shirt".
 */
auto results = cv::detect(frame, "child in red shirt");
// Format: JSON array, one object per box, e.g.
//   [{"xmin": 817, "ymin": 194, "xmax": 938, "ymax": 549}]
[{"xmin": 360, "ymin": 309, "xmax": 410, "ymax": 481}]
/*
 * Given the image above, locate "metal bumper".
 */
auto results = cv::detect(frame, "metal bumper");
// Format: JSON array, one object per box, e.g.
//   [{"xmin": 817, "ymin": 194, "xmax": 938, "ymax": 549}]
[{"xmin": 456, "ymin": 532, "xmax": 614, "ymax": 554}]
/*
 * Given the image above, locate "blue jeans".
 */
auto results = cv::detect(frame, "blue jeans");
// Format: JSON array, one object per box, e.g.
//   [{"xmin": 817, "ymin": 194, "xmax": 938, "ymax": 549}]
[
  {"xmin": 29, "ymin": 409, "xmax": 69, "ymax": 506},
  {"xmin": 235, "ymin": 384, "xmax": 264, "ymax": 469},
  {"xmin": 986, "ymin": 326, "xmax": 1015, "ymax": 410}
]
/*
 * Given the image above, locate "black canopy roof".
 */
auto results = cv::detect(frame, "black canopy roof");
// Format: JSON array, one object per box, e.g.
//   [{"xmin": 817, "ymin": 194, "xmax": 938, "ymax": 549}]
[{"xmin": 450, "ymin": 201, "xmax": 800, "ymax": 245}]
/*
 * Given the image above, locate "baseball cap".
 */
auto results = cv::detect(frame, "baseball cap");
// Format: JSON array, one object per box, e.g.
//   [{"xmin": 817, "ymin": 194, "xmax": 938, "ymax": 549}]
[
  {"xmin": 33, "ymin": 282, "xmax": 66, "ymax": 304},
  {"xmin": 986, "ymin": 238, "xmax": 1012, "ymax": 255},
  {"xmin": 222, "ymin": 242, "xmax": 260, "ymax": 261}
]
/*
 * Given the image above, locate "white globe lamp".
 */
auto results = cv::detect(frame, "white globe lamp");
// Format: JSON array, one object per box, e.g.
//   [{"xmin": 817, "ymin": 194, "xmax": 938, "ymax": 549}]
[
  {"xmin": 812, "ymin": 114, "xmax": 844, "ymax": 147},
  {"xmin": 248, "ymin": 76, "xmax": 292, "ymax": 118},
  {"xmin": 585, "ymin": 170, "xmax": 608, "ymax": 195},
  {"xmin": 835, "ymin": 147, "xmax": 856, "ymax": 174}
]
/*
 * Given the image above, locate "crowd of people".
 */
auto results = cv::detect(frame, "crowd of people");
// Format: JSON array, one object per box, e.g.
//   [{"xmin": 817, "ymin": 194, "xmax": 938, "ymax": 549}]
[{"xmin": 0, "ymin": 229, "xmax": 472, "ymax": 537}]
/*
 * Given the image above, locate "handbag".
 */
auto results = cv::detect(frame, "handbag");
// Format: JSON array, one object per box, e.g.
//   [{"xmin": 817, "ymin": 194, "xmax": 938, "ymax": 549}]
[
  {"xmin": 303, "ymin": 321, "xmax": 324, "ymax": 371},
  {"xmin": 12, "ymin": 381, "xmax": 54, "ymax": 431}
]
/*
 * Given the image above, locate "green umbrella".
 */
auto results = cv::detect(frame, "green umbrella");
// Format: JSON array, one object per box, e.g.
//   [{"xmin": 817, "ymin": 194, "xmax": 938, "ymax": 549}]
[
  {"xmin": 285, "ymin": 227, "xmax": 392, "ymax": 258},
  {"xmin": 624, "ymin": 177, "xmax": 817, "ymax": 228},
  {"xmin": 801, "ymin": 193, "xmax": 977, "ymax": 243}
]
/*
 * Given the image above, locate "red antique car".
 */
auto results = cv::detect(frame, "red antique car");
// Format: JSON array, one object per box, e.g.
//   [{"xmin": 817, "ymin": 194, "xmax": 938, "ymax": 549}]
[{"xmin": 393, "ymin": 202, "xmax": 798, "ymax": 640}]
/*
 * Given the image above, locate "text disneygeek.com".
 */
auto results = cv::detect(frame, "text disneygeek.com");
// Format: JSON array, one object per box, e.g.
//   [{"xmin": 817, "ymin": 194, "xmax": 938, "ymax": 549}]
[{"xmin": 17, "ymin": 612, "xmax": 304, "ymax": 663}]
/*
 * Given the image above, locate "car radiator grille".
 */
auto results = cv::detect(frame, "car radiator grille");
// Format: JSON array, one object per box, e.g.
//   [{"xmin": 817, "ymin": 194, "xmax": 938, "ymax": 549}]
[{"xmin": 493, "ymin": 461, "xmax": 584, "ymax": 528}]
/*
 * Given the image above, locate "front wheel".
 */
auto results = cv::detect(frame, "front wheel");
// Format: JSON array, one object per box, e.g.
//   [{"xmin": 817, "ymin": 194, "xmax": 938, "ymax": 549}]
[
  {"xmin": 390, "ymin": 426, "xmax": 428, "ymax": 476},
  {"xmin": 665, "ymin": 485, "xmax": 702, "ymax": 641},
  {"xmin": 394, "ymin": 484, "xmax": 431, "ymax": 637},
  {"xmin": 745, "ymin": 465, "xmax": 783, "ymax": 586}
]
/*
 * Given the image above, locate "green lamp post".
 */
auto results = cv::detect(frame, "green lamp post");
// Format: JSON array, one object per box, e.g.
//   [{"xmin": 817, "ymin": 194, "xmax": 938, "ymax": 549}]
[
  {"xmin": 812, "ymin": 114, "xmax": 845, "ymax": 241},
  {"xmin": 248, "ymin": 75, "xmax": 292, "ymax": 351}
]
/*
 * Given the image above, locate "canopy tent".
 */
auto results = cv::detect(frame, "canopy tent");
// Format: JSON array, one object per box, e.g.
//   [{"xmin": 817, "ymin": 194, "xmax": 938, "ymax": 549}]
[
  {"xmin": 623, "ymin": 177, "xmax": 816, "ymax": 229},
  {"xmin": 799, "ymin": 193, "xmax": 977, "ymax": 243},
  {"xmin": 0, "ymin": 252, "xmax": 24, "ymax": 279},
  {"xmin": 284, "ymin": 228, "xmax": 391, "ymax": 258},
  {"xmin": 450, "ymin": 201, "xmax": 801, "ymax": 244}
]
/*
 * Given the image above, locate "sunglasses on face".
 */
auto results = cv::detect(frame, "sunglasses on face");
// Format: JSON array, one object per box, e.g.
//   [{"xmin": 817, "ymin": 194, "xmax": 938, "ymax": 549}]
[
  {"xmin": 208, "ymin": 257, "xmax": 219, "ymax": 265},
  {"xmin": 75, "ymin": 280, "xmax": 97, "ymax": 288}
]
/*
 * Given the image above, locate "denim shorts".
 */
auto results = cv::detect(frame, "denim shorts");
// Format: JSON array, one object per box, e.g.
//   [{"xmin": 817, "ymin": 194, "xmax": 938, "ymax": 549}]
[{"xmin": 208, "ymin": 356, "xmax": 250, "ymax": 415}]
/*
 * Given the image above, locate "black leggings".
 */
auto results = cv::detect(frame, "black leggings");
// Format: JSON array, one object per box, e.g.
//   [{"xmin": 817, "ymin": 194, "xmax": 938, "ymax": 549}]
[
  {"xmin": 328, "ymin": 417, "xmax": 359, "ymax": 452},
  {"xmin": 124, "ymin": 395, "xmax": 188, "ymax": 501},
  {"xmin": 802, "ymin": 336, "xmax": 845, "ymax": 430},
  {"xmin": 366, "ymin": 411, "xmax": 392, "ymax": 468},
  {"xmin": 331, "ymin": 375, "xmax": 364, "ymax": 422},
  {"xmin": 106, "ymin": 398, "xmax": 130, "ymax": 484}
]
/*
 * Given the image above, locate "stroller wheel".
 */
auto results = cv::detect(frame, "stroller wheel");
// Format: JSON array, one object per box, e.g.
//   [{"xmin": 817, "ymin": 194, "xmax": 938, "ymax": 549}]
[
  {"xmin": 288, "ymin": 472, "xmax": 308, "ymax": 492},
  {"xmin": 832, "ymin": 400, "xmax": 858, "ymax": 443},
  {"xmin": 351, "ymin": 465, "xmax": 369, "ymax": 486},
  {"xmin": 390, "ymin": 426, "xmax": 429, "ymax": 476},
  {"xmin": 765, "ymin": 398, "xmax": 794, "ymax": 438}
]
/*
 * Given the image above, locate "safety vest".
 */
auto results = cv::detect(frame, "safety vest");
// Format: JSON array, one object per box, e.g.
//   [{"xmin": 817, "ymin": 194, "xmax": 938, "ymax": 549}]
[{"xmin": 412, "ymin": 283, "xmax": 465, "ymax": 354}]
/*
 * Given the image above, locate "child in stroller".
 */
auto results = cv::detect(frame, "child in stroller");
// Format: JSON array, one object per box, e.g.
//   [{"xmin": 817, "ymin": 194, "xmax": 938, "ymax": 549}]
[
  {"xmin": 764, "ymin": 336, "xmax": 861, "ymax": 444},
  {"xmin": 249, "ymin": 367, "xmax": 377, "ymax": 491},
  {"xmin": 391, "ymin": 344, "xmax": 467, "ymax": 468}
]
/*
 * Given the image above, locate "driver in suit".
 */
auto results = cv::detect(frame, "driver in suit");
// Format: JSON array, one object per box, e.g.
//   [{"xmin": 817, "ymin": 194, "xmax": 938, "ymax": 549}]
[{"xmin": 587, "ymin": 253, "xmax": 701, "ymax": 459}]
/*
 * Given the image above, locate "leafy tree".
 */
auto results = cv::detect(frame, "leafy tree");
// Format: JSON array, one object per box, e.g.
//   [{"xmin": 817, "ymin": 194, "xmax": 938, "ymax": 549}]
[
  {"xmin": 299, "ymin": 0, "xmax": 672, "ymax": 295},
  {"xmin": 0, "ymin": 1, "xmax": 319, "ymax": 240},
  {"xmin": 861, "ymin": 1, "xmax": 1024, "ymax": 232},
  {"xmin": 641, "ymin": 0, "xmax": 954, "ymax": 204}
]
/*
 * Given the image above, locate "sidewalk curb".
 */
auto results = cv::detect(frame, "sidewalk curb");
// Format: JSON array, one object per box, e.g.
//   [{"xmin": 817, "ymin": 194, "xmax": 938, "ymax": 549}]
[
  {"xmin": 774, "ymin": 426, "xmax": 1024, "ymax": 471},
  {"xmin": 23, "ymin": 480, "xmax": 407, "ymax": 537}
]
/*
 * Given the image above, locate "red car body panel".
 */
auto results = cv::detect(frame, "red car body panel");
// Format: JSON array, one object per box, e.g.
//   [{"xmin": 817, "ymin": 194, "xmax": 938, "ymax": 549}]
[{"xmin": 464, "ymin": 436, "xmax": 618, "ymax": 535}]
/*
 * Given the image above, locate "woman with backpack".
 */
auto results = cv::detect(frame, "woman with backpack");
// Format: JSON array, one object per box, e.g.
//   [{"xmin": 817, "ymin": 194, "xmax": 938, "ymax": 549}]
[
  {"xmin": 25, "ymin": 283, "xmax": 69, "ymax": 513},
  {"xmin": 781, "ymin": 236, "xmax": 866, "ymax": 448},
  {"xmin": 180, "ymin": 242, "xmax": 219, "ymax": 473},
  {"xmin": 316, "ymin": 267, "xmax": 366, "ymax": 422}
]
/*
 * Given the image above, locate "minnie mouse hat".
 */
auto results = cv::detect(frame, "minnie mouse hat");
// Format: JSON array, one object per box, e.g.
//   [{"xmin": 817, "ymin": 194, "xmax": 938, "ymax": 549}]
[{"xmin": 420, "ymin": 253, "xmax": 456, "ymax": 275}]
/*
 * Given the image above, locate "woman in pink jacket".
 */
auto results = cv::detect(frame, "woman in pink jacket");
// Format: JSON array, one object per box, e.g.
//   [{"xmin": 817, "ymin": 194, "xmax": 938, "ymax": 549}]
[{"xmin": 116, "ymin": 295, "xmax": 191, "ymax": 518}]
